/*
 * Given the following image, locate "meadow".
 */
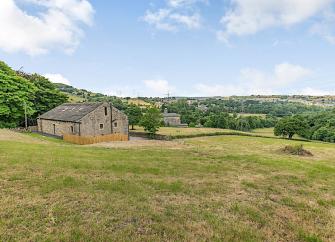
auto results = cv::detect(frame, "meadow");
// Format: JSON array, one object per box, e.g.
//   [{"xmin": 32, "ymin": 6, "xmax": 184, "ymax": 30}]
[
  {"xmin": 132, "ymin": 126, "xmax": 252, "ymax": 138},
  {"xmin": 0, "ymin": 129, "xmax": 334, "ymax": 241}
]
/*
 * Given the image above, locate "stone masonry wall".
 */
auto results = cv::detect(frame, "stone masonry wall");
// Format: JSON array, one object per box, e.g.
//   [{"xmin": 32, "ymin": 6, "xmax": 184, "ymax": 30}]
[
  {"xmin": 38, "ymin": 119, "xmax": 79, "ymax": 137},
  {"xmin": 38, "ymin": 103, "xmax": 128, "ymax": 137}
]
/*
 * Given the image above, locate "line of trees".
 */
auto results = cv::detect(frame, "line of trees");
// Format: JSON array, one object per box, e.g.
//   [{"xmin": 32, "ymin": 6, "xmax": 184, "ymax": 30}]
[
  {"xmin": 274, "ymin": 111, "xmax": 335, "ymax": 142},
  {"xmin": 0, "ymin": 61, "xmax": 68, "ymax": 128},
  {"xmin": 161, "ymin": 99, "xmax": 278, "ymax": 132}
]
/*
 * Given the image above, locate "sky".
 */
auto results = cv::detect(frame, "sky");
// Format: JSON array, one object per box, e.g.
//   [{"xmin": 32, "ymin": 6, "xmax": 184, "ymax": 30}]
[{"xmin": 1, "ymin": 0, "xmax": 335, "ymax": 97}]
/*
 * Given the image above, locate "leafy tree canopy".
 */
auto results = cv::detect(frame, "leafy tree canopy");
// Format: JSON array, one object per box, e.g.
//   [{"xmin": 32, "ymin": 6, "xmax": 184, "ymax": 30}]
[
  {"xmin": 125, "ymin": 104, "xmax": 142, "ymax": 130},
  {"xmin": 140, "ymin": 108, "xmax": 162, "ymax": 135},
  {"xmin": 0, "ymin": 61, "xmax": 68, "ymax": 128},
  {"xmin": 274, "ymin": 116, "xmax": 308, "ymax": 139}
]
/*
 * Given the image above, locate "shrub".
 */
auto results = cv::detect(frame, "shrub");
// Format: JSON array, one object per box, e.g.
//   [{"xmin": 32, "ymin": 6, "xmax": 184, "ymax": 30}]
[{"xmin": 281, "ymin": 144, "xmax": 313, "ymax": 156}]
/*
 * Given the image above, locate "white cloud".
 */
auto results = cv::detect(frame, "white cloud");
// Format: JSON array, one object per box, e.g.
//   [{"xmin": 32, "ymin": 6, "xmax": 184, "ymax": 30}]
[
  {"xmin": 241, "ymin": 63, "xmax": 312, "ymax": 89},
  {"xmin": 0, "ymin": 0, "xmax": 94, "ymax": 55},
  {"xmin": 142, "ymin": 0, "xmax": 206, "ymax": 31},
  {"xmin": 143, "ymin": 79, "xmax": 175, "ymax": 96},
  {"xmin": 300, "ymin": 87, "xmax": 335, "ymax": 96},
  {"xmin": 310, "ymin": 10, "xmax": 335, "ymax": 44},
  {"xmin": 194, "ymin": 83, "xmax": 247, "ymax": 96},
  {"xmin": 44, "ymin": 73, "xmax": 71, "ymax": 85},
  {"xmin": 194, "ymin": 62, "xmax": 313, "ymax": 96},
  {"xmin": 168, "ymin": 0, "xmax": 208, "ymax": 8},
  {"xmin": 170, "ymin": 13, "xmax": 202, "ymax": 29},
  {"xmin": 218, "ymin": 0, "xmax": 333, "ymax": 42}
]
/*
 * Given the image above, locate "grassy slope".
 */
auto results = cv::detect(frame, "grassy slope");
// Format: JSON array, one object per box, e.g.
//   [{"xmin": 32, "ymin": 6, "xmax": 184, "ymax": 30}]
[{"xmin": 0, "ymin": 130, "xmax": 334, "ymax": 241}]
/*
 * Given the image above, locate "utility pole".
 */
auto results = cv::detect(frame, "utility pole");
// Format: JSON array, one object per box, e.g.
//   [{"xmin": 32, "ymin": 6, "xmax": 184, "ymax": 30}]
[
  {"xmin": 24, "ymin": 101, "xmax": 28, "ymax": 130},
  {"xmin": 166, "ymin": 91, "xmax": 170, "ymax": 102}
]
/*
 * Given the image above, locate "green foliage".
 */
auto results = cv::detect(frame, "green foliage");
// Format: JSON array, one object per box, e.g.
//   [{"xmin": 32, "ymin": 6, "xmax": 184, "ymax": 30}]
[
  {"xmin": 299, "ymin": 110, "xmax": 335, "ymax": 143},
  {"xmin": 274, "ymin": 116, "xmax": 308, "ymax": 139},
  {"xmin": 0, "ymin": 61, "xmax": 68, "ymax": 128},
  {"xmin": 125, "ymin": 104, "xmax": 142, "ymax": 130},
  {"xmin": 273, "ymin": 111, "xmax": 335, "ymax": 142},
  {"xmin": 0, "ymin": 61, "xmax": 36, "ymax": 128},
  {"xmin": 140, "ymin": 108, "xmax": 162, "ymax": 135},
  {"xmin": 163, "ymin": 99, "xmax": 278, "ymax": 132},
  {"xmin": 17, "ymin": 72, "xmax": 68, "ymax": 118}
]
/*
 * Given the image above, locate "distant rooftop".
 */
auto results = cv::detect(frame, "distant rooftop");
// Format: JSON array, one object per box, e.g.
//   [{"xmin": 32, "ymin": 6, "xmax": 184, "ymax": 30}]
[{"xmin": 163, "ymin": 113, "xmax": 181, "ymax": 118}]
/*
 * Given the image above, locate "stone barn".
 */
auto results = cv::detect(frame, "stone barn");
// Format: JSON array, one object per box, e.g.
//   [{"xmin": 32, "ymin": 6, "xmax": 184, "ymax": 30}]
[
  {"xmin": 37, "ymin": 102, "xmax": 128, "ymax": 138},
  {"xmin": 163, "ymin": 108, "xmax": 181, "ymax": 127}
]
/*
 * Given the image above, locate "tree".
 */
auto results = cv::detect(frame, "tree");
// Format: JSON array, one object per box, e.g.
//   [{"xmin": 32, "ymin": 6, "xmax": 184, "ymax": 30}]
[
  {"xmin": 0, "ymin": 61, "xmax": 69, "ymax": 128},
  {"xmin": 274, "ymin": 116, "xmax": 308, "ymax": 139},
  {"xmin": 140, "ymin": 108, "xmax": 162, "ymax": 135},
  {"xmin": 17, "ymin": 72, "xmax": 68, "ymax": 118},
  {"xmin": 125, "ymin": 104, "xmax": 142, "ymax": 130},
  {"xmin": 0, "ymin": 62, "xmax": 36, "ymax": 128}
]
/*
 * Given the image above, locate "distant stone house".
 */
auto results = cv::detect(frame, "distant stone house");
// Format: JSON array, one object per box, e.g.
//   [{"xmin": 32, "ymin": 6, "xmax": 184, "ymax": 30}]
[
  {"xmin": 163, "ymin": 108, "xmax": 182, "ymax": 127},
  {"xmin": 37, "ymin": 102, "xmax": 128, "ymax": 137}
]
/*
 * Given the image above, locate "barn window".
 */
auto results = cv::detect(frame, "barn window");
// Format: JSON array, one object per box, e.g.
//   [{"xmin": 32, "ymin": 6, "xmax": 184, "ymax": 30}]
[
  {"xmin": 114, "ymin": 122, "xmax": 118, "ymax": 128},
  {"xmin": 71, "ymin": 126, "xmax": 74, "ymax": 133},
  {"xmin": 104, "ymin": 107, "xmax": 108, "ymax": 116},
  {"xmin": 100, "ymin": 123, "xmax": 104, "ymax": 130}
]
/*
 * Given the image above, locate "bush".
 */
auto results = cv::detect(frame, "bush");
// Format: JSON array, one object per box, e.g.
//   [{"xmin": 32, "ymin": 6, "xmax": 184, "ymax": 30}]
[
  {"xmin": 189, "ymin": 122, "xmax": 196, "ymax": 128},
  {"xmin": 281, "ymin": 144, "xmax": 313, "ymax": 156}
]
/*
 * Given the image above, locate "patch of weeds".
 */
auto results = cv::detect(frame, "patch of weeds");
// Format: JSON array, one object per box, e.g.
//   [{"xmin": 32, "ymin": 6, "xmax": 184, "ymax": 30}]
[
  {"xmin": 280, "ymin": 197, "xmax": 306, "ymax": 209},
  {"xmin": 280, "ymin": 144, "xmax": 313, "ymax": 156},
  {"xmin": 102, "ymin": 163, "xmax": 161, "ymax": 175},
  {"xmin": 144, "ymin": 180, "xmax": 184, "ymax": 193},
  {"xmin": 241, "ymin": 180, "xmax": 259, "ymax": 189},
  {"xmin": 317, "ymin": 199, "xmax": 335, "ymax": 207},
  {"xmin": 280, "ymin": 197, "xmax": 296, "ymax": 207},
  {"xmin": 41, "ymin": 176, "xmax": 82, "ymax": 194},
  {"xmin": 95, "ymin": 179, "xmax": 143, "ymax": 195},
  {"xmin": 298, "ymin": 231, "xmax": 323, "ymax": 242},
  {"xmin": 8, "ymin": 174, "xmax": 25, "ymax": 181},
  {"xmin": 230, "ymin": 203, "xmax": 266, "ymax": 227}
]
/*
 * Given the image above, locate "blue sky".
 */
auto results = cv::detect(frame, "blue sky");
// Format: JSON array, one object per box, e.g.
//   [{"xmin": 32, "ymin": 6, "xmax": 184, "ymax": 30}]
[{"xmin": 1, "ymin": 0, "xmax": 335, "ymax": 97}]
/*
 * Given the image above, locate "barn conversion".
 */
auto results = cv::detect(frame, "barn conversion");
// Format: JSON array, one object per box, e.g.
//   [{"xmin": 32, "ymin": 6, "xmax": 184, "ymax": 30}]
[{"xmin": 37, "ymin": 102, "xmax": 128, "ymax": 138}]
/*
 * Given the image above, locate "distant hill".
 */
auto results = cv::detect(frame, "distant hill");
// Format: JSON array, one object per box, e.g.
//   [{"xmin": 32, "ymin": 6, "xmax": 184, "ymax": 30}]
[{"xmin": 54, "ymin": 83, "xmax": 102, "ymax": 103}]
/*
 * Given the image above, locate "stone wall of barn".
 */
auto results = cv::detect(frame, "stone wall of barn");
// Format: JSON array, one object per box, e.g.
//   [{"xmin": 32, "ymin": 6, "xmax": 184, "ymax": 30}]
[
  {"xmin": 37, "ymin": 103, "xmax": 128, "ymax": 137},
  {"xmin": 163, "ymin": 116, "xmax": 181, "ymax": 126},
  {"xmin": 78, "ymin": 103, "xmax": 128, "ymax": 137},
  {"xmin": 37, "ymin": 119, "xmax": 79, "ymax": 137},
  {"xmin": 111, "ymin": 106, "xmax": 129, "ymax": 135}
]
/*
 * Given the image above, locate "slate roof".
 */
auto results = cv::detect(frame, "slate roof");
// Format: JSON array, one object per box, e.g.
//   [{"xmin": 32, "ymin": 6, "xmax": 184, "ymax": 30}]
[
  {"xmin": 163, "ymin": 113, "xmax": 181, "ymax": 118},
  {"xmin": 38, "ymin": 103, "xmax": 103, "ymax": 122}
]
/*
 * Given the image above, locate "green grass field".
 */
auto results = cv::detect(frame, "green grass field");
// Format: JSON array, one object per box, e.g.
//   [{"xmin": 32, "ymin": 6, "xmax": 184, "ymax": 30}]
[
  {"xmin": 252, "ymin": 128, "xmax": 276, "ymax": 137},
  {"xmin": 0, "ymin": 129, "xmax": 334, "ymax": 241},
  {"xmin": 132, "ymin": 126, "xmax": 250, "ymax": 137}
]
